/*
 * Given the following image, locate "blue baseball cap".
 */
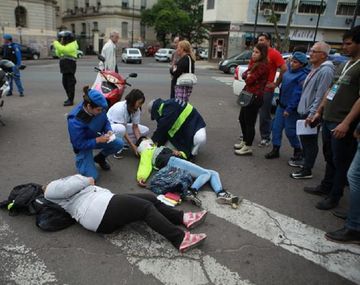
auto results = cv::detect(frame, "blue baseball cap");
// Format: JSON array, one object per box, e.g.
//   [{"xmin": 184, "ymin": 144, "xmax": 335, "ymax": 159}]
[
  {"xmin": 292, "ymin": 52, "xmax": 308, "ymax": 65},
  {"xmin": 3, "ymin": 34, "xmax": 12, "ymax": 41},
  {"xmin": 88, "ymin": 89, "xmax": 108, "ymax": 109}
]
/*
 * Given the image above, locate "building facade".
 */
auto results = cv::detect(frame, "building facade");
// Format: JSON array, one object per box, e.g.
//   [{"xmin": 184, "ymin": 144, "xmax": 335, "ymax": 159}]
[
  {"xmin": 203, "ymin": 0, "xmax": 360, "ymax": 60},
  {"xmin": 0, "ymin": 0, "xmax": 58, "ymax": 57}
]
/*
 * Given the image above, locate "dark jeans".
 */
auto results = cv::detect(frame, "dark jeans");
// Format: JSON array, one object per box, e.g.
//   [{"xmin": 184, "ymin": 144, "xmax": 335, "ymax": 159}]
[
  {"xmin": 320, "ymin": 120, "xmax": 357, "ymax": 201},
  {"xmin": 299, "ymin": 131, "xmax": 319, "ymax": 170},
  {"xmin": 97, "ymin": 193, "xmax": 185, "ymax": 248},
  {"xmin": 239, "ymin": 97, "xmax": 263, "ymax": 146},
  {"xmin": 259, "ymin": 91, "xmax": 273, "ymax": 140},
  {"xmin": 62, "ymin": 73, "xmax": 76, "ymax": 102}
]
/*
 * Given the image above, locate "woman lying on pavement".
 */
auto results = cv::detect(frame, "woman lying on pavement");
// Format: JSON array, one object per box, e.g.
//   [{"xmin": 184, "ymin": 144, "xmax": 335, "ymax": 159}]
[
  {"xmin": 44, "ymin": 174, "xmax": 207, "ymax": 253},
  {"xmin": 136, "ymin": 137, "xmax": 241, "ymax": 207}
]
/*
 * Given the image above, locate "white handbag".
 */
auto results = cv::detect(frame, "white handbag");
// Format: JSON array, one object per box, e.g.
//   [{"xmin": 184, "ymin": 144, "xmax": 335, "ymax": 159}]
[{"xmin": 176, "ymin": 56, "xmax": 197, "ymax": 86}]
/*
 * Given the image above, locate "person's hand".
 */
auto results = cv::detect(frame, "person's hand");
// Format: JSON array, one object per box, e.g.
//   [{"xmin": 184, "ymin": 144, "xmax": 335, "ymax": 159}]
[
  {"xmin": 96, "ymin": 135, "xmax": 110, "ymax": 143},
  {"xmin": 137, "ymin": 179, "xmax": 146, "ymax": 187},
  {"xmin": 131, "ymin": 144, "xmax": 139, "ymax": 157},
  {"xmin": 332, "ymin": 122, "xmax": 349, "ymax": 139},
  {"xmin": 307, "ymin": 112, "xmax": 321, "ymax": 128},
  {"xmin": 266, "ymin": 82, "xmax": 276, "ymax": 89},
  {"xmin": 88, "ymin": 177, "xmax": 95, "ymax": 185},
  {"xmin": 304, "ymin": 116, "xmax": 313, "ymax": 127},
  {"xmin": 106, "ymin": 131, "xmax": 113, "ymax": 136},
  {"xmin": 354, "ymin": 128, "xmax": 360, "ymax": 139},
  {"xmin": 283, "ymin": 111, "xmax": 289, "ymax": 117},
  {"xmin": 172, "ymin": 150, "xmax": 181, "ymax": 156}
]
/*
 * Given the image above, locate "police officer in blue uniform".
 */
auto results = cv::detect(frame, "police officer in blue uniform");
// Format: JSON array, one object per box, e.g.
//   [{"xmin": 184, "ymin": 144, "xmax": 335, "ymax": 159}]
[
  {"xmin": 1, "ymin": 34, "xmax": 24, "ymax": 96},
  {"xmin": 67, "ymin": 87, "xmax": 124, "ymax": 180}
]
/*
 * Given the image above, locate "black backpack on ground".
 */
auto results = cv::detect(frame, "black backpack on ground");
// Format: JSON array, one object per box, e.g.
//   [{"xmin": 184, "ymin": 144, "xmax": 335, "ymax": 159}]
[{"xmin": 0, "ymin": 183, "xmax": 75, "ymax": 231}]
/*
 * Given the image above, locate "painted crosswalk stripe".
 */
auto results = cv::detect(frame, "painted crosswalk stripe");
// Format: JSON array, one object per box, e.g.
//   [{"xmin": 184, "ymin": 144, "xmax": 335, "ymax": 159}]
[
  {"xmin": 105, "ymin": 223, "xmax": 254, "ymax": 285},
  {"xmin": 198, "ymin": 192, "xmax": 360, "ymax": 284},
  {"xmin": 0, "ymin": 218, "xmax": 57, "ymax": 284},
  {"xmin": 212, "ymin": 76, "xmax": 234, "ymax": 86}
]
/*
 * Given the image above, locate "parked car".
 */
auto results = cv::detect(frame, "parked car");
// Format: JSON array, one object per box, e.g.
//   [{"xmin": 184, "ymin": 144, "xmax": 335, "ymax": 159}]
[
  {"xmin": 121, "ymin": 48, "xmax": 142, "ymax": 64},
  {"xmin": 155, "ymin": 48, "xmax": 175, "ymax": 62},
  {"xmin": 218, "ymin": 50, "xmax": 252, "ymax": 74},
  {"xmin": 199, "ymin": 50, "xmax": 208, "ymax": 60},
  {"xmin": 0, "ymin": 44, "xmax": 40, "ymax": 60}
]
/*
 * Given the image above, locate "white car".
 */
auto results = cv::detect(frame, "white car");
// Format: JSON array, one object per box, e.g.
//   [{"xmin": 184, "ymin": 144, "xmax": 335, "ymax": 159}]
[
  {"xmin": 121, "ymin": 48, "xmax": 142, "ymax": 64},
  {"xmin": 155, "ymin": 48, "xmax": 175, "ymax": 62},
  {"xmin": 199, "ymin": 50, "xmax": 208, "ymax": 60}
]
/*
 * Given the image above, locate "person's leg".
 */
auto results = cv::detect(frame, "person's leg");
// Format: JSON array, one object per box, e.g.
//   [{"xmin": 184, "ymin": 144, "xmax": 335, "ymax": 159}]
[
  {"xmin": 207, "ymin": 170, "xmax": 223, "ymax": 193},
  {"xmin": 8, "ymin": 75, "xmax": 14, "ymax": 95},
  {"xmin": 300, "ymin": 133, "xmax": 319, "ymax": 171},
  {"xmin": 111, "ymin": 123, "xmax": 126, "ymax": 139},
  {"xmin": 97, "ymin": 194, "xmax": 185, "ymax": 248},
  {"xmin": 284, "ymin": 111, "xmax": 301, "ymax": 149},
  {"xmin": 170, "ymin": 80, "xmax": 176, "ymax": 99},
  {"xmin": 239, "ymin": 107, "xmax": 247, "ymax": 143},
  {"xmin": 244, "ymin": 101, "xmax": 261, "ymax": 146},
  {"xmin": 13, "ymin": 68, "xmax": 24, "ymax": 95},
  {"xmin": 96, "ymin": 137, "xmax": 124, "ymax": 156},
  {"xmin": 67, "ymin": 72, "xmax": 76, "ymax": 102},
  {"xmin": 346, "ymin": 143, "xmax": 360, "ymax": 231},
  {"xmin": 259, "ymin": 91, "xmax": 273, "ymax": 141},
  {"xmin": 271, "ymin": 106, "xmax": 285, "ymax": 148},
  {"xmin": 191, "ymin": 127, "xmax": 206, "ymax": 156},
  {"xmin": 75, "ymin": 150, "xmax": 98, "ymax": 180},
  {"xmin": 319, "ymin": 121, "xmax": 335, "ymax": 191}
]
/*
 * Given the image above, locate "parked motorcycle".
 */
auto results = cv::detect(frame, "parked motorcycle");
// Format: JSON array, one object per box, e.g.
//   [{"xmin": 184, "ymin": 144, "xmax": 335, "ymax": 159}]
[
  {"xmin": 92, "ymin": 54, "xmax": 137, "ymax": 108},
  {"xmin": 0, "ymin": 59, "xmax": 26, "ymax": 126}
]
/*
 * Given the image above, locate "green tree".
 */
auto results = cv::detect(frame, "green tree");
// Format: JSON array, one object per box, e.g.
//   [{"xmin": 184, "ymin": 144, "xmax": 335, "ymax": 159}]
[{"xmin": 141, "ymin": 0, "xmax": 207, "ymax": 47}]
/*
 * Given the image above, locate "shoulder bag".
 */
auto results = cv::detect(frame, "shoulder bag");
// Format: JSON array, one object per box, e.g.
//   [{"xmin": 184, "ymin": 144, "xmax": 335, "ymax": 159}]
[
  {"xmin": 176, "ymin": 56, "xmax": 197, "ymax": 86},
  {"xmin": 237, "ymin": 89, "xmax": 254, "ymax": 107}
]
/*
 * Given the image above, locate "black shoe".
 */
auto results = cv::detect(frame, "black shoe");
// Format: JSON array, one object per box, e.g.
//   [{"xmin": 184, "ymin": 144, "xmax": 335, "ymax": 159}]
[
  {"xmin": 183, "ymin": 189, "xmax": 202, "ymax": 207},
  {"xmin": 316, "ymin": 197, "xmax": 338, "ymax": 210},
  {"xmin": 6, "ymin": 92, "xmax": 12, "ymax": 96},
  {"xmin": 94, "ymin": 153, "xmax": 111, "ymax": 171},
  {"xmin": 332, "ymin": 209, "xmax": 347, "ymax": 220},
  {"xmin": 288, "ymin": 157, "xmax": 304, "ymax": 168},
  {"xmin": 63, "ymin": 100, "xmax": 74, "ymax": 106},
  {"xmin": 325, "ymin": 227, "xmax": 360, "ymax": 244},
  {"xmin": 265, "ymin": 147, "xmax": 280, "ymax": 159},
  {"xmin": 303, "ymin": 185, "xmax": 329, "ymax": 196},
  {"xmin": 290, "ymin": 169, "xmax": 312, "ymax": 179},
  {"xmin": 19, "ymin": 92, "xmax": 24, "ymax": 97}
]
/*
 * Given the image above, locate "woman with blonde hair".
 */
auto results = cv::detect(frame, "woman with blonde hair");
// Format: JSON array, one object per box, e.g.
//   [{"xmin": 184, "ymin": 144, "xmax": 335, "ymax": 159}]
[{"xmin": 170, "ymin": 40, "xmax": 196, "ymax": 102}]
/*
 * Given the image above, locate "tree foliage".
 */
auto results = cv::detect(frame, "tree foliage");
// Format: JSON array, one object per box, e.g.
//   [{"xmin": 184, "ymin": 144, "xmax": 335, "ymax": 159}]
[{"xmin": 141, "ymin": 0, "xmax": 208, "ymax": 47}]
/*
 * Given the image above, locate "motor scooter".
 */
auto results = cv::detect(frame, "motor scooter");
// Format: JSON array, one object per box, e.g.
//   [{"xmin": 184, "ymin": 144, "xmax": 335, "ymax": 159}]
[
  {"xmin": 92, "ymin": 54, "xmax": 137, "ymax": 108},
  {"xmin": 0, "ymin": 60, "xmax": 26, "ymax": 126}
]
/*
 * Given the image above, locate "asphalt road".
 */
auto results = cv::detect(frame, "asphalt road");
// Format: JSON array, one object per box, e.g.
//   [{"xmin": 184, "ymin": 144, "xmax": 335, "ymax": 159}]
[{"xmin": 0, "ymin": 56, "xmax": 358, "ymax": 285}]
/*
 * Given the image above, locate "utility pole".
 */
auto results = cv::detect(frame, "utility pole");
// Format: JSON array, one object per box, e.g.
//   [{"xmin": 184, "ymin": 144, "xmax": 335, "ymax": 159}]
[
  {"xmin": 131, "ymin": 0, "xmax": 135, "ymax": 47},
  {"xmin": 351, "ymin": 0, "xmax": 360, "ymax": 29},
  {"xmin": 253, "ymin": 0, "xmax": 260, "ymax": 45},
  {"xmin": 313, "ymin": 0, "xmax": 324, "ymax": 44}
]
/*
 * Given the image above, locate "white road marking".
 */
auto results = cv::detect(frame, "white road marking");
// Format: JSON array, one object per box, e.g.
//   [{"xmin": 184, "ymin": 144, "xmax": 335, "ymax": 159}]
[
  {"xmin": 0, "ymin": 218, "xmax": 57, "ymax": 284},
  {"xmin": 198, "ymin": 192, "xmax": 360, "ymax": 284},
  {"xmin": 106, "ymin": 223, "xmax": 254, "ymax": 285},
  {"xmin": 212, "ymin": 76, "xmax": 234, "ymax": 86}
]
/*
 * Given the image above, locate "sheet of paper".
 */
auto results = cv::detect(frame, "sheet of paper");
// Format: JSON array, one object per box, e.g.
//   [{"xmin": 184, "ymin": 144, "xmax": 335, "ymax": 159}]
[{"xmin": 296, "ymin": 120, "xmax": 318, "ymax": 135}]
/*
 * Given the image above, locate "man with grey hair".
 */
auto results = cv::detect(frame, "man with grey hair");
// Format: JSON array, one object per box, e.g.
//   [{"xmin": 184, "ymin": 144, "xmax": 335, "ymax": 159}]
[
  {"xmin": 100, "ymin": 30, "xmax": 120, "ymax": 72},
  {"xmin": 290, "ymin": 41, "xmax": 335, "ymax": 179}
]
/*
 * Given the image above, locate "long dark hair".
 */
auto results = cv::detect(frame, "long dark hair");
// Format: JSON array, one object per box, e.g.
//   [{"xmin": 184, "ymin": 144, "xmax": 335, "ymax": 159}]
[
  {"xmin": 250, "ymin": 43, "xmax": 268, "ymax": 72},
  {"xmin": 125, "ymin": 89, "xmax": 145, "ymax": 109}
]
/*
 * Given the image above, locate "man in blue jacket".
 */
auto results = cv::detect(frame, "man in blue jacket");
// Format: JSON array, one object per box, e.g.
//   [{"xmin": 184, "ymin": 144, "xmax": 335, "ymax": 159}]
[
  {"xmin": 149, "ymin": 98, "xmax": 206, "ymax": 159},
  {"xmin": 265, "ymin": 52, "xmax": 309, "ymax": 161},
  {"xmin": 1, "ymin": 34, "xmax": 24, "ymax": 96},
  {"xmin": 67, "ymin": 87, "xmax": 123, "ymax": 180}
]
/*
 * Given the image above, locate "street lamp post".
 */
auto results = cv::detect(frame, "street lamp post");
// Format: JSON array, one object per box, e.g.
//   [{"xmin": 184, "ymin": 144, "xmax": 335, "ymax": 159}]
[
  {"xmin": 131, "ymin": 0, "xmax": 135, "ymax": 47},
  {"xmin": 313, "ymin": 0, "xmax": 324, "ymax": 44}
]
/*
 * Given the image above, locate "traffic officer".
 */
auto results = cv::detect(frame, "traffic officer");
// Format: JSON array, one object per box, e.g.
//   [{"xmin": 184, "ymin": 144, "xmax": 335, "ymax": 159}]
[
  {"xmin": 1, "ymin": 34, "xmax": 24, "ymax": 96},
  {"xmin": 67, "ymin": 87, "xmax": 124, "ymax": 181},
  {"xmin": 53, "ymin": 31, "xmax": 78, "ymax": 106}
]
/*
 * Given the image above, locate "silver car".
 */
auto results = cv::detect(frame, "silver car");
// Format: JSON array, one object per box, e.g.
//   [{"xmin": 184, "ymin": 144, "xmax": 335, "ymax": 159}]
[
  {"xmin": 121, "ymin": 48, "xmax": 142, "ymax": 64},
  {"xmin": 155, "ymin": 48, "xmax": 175, "ymax": 62}
]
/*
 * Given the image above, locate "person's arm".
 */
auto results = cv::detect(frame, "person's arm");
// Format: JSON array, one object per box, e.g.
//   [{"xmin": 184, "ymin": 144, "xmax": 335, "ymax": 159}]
[
  {"xmin": 45, "ymin": 175, "xmax": 93, "ymax": 200},
  {"xmin": 267, "ymin": 52, "xmax": 287, "ymax": 89},
  {"xmin": 136, "ymin": 149, "xmax": 154, "ymax": 184},
  {"xmin": 14, "ymin": 44, "xmax": 22, "ymax": 67},
  {"xmin": 172, "ymin": 56, "xmax": 189, "ymax": 78},
  {"xmin": 332, "ymin": 97, "xmax": 360, "ymax": 139},
  {"xmin": 245, "ymin": 64, "xmax": 267, "ymax": 85}
]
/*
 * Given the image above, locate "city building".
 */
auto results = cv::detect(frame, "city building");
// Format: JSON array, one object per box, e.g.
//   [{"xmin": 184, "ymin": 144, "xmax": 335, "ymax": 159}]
[{"xmin": 202, "ymin": 0, "xmax": 360, "ymax": 60}]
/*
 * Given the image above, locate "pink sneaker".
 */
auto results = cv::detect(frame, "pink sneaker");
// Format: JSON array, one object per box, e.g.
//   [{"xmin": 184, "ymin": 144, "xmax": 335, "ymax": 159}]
[
  {"xmin": 183, "ymin": 210, "xmax": 208, "ymax": 229},
  {"xmin": 179, "ymin": 232, "xmax": 207, "ymax": 253}
]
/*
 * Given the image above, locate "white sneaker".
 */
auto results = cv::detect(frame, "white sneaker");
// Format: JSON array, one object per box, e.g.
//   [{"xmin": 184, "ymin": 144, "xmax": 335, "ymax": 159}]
[
  {"xmin": 258, "ymin": 139, "xmax": 270, "ymax": 147},
  {"xmin": 234, "ymin": 145, "xmax": 253, "ymax": 155},
  {"xmin": 234, "ymin": 141, "xmax": 245, "ymax": 149}
]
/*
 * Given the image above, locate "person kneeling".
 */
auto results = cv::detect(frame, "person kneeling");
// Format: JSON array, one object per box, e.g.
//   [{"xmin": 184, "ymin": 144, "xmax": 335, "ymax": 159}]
[{"xmin": 44, "ymin": 174, "xmax": 207, "ymax": 253}]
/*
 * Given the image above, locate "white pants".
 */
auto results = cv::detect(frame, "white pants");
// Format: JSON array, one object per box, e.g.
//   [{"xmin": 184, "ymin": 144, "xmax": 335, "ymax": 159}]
[
  {"xmin": 111, "ymin": 123, "xmax": 150, "ymax": 144},
  {"xmin": 165, "ymin": 127, "xmax": 206, "ymax": 156}
]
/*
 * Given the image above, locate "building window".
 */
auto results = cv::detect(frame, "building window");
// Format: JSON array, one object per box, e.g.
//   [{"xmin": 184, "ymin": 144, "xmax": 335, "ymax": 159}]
[
  {"xmin": 336, "ymin": 3, "xmax": 357, "ymax": 16},
  {"xmin": 85, "ymin": 0, "xmax": 89, "ymax": 7},
  {"xmin": 298, "ymin": 1, "xmax": 326, "ymax": 14},
  {"xmin": 122, "ymin": 0, "xmax": 129, "ymax": 8},
  {"xmin": 93, "ymin": 21, "xmax": 98, "ymax": 31},
  {"xmin": 260, "ymin": 0, "xmax": 288, "ymax": 12},
  {"xmin": 141, "ymin": 0, "xmax": 147, "ymax": 10},
  {"xmin": 15, "ymin": 6, "xmax": 27, "ymax": 27},
  {"xmin": 71, "ymin": 23, "xmax": 75, "ymax": 34},
  {"xmin": 81, "ymin": 22, "xmax": 86, "ymax": 35},
  {"xmin": 140, "ymin": 23, "xmax": 146, "ymax": 40},
  {"xmin": 122, "ymin": 22, "xmax": 128, "ymax": 39},
  {"xmin": 207, "ymin": 0, "xmax": 215, "ymax": 9}
]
